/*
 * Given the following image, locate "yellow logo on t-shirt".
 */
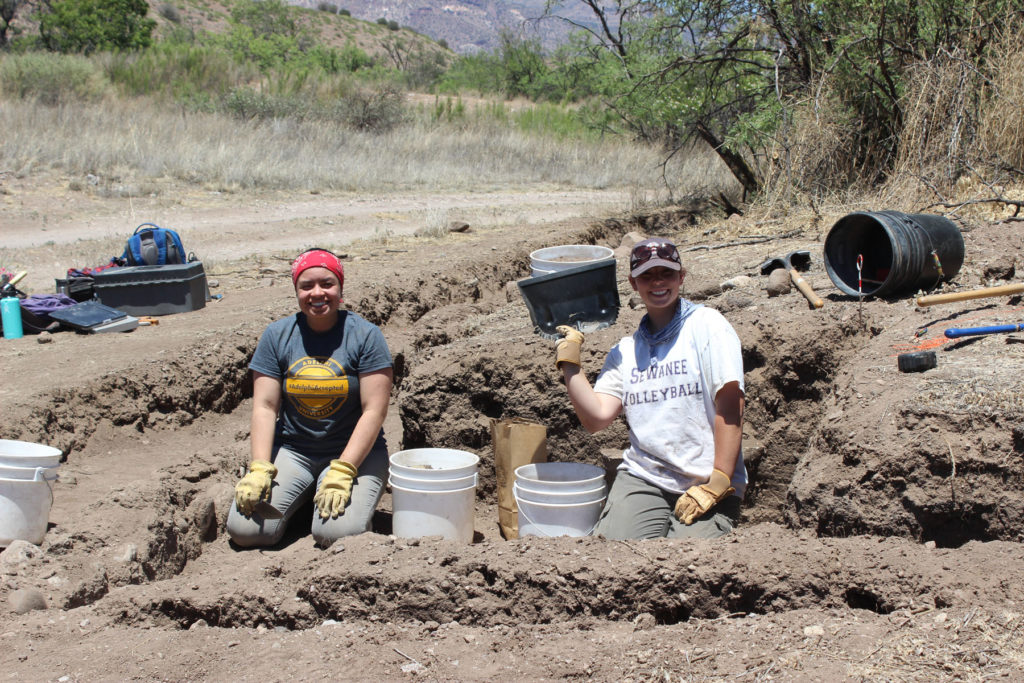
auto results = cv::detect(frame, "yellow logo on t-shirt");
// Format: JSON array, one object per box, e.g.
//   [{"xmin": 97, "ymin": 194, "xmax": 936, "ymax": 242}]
[{"xmin": 284, "ymin": 357, "xmax": 349, "ymax": 419}]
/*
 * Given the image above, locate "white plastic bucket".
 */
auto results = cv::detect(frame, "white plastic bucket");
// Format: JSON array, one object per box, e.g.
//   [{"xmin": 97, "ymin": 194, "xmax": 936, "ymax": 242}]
[
  {"xmin": 389, "ymin": 448, "xmax": 480, "ymax": 479},
  {"xmin": 0, "ymin": 468, "xmax": 57, "ymax": 546},
  {"xmin": 390, "ymin": 471, "xmax": 477, "ymax": 492},
  {"xmin": 529, "ymin": 245, "xmax": 614, "ymax": 278},
  {"xmin": 515, "ymin": 494, "xmax": 606, "ymax": 538},
  {"xmin": 0, "ymin": 440, "xmax": 62, "ymax": 468},
  {"xmin": 513, "ymin": 481, "xmax": 605, "ymax": 505},
  {"xmin": 0, "ymin": 464, "xmax": 59, "ymax": 481},
  {"xmin": 514, "ymin": 462, "xmax": 606, "ymax": 491},
  {"xmin": 390, "ymin": 479, "xmax": 475, "ymax": 543}
]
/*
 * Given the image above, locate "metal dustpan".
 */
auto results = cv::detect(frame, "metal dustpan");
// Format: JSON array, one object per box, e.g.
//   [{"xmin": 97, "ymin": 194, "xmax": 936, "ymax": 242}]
[{"xmin": 517, "ymin": 260, "xmax": 619, "ymax": 338}]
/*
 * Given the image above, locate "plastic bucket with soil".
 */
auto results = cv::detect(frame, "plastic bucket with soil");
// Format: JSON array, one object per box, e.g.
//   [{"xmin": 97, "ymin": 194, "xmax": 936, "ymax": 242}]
[
  {"xmin": 389, "ymin": 479, "xmax": 476, "ymax": 543},
  {"xmin": 389, "ymin": 448, "xmax": 480, "ymax": 479},
  {"xmin": 528, "ymin": 245, "xmax": 614, "ymax": 278},
  {"xmin": 388, "ymin": 448, "xmax": 479, "ymax": 542}
]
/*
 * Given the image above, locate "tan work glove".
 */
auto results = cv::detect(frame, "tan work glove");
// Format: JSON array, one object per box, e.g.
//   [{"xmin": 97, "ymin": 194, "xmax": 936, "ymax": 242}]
[
  {"xmin": 235, "ymin": 461, "xmax": 277, "ymax": 516},
  {"xmin": 674, "ymin": 469, "xmax": 735, "ymax": 524},
  {"xmin": 555, "ymin": 325, "xmax": 584, "ymax": 369},
  {"xmin": 314, "ymin": 460, "xmax": 358, "ymax": 520}
]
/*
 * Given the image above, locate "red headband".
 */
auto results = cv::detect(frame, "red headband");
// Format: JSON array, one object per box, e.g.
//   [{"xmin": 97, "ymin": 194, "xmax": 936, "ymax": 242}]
[{"xmin": 291, "ymin": 249, "xmax": 344, "ymax": 289}]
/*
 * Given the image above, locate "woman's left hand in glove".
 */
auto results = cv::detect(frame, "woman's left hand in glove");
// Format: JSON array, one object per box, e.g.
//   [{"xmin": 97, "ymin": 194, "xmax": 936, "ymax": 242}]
[
  {"xmin": 674, "ymin": 469, "xmax": 734, "ymax": 524},
  {"xmin": 314, "ymin": 460, "xmax": 358, "ymax": 519}
]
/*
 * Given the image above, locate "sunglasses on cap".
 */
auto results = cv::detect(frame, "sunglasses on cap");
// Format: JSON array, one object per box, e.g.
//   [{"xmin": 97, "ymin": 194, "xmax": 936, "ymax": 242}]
[{"xmin": 630, "ymin": 241, "xmax": 681, "ymax": 270}]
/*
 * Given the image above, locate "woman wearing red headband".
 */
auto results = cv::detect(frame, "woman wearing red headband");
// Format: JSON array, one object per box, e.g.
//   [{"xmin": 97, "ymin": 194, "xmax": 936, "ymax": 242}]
[
  {"xmin": 555, "ymin": 237, "xmax": 746, "ymax": 539},
  {"xmin": 227, "ymin": 248, "xmax": 394, "ymax": 548}
]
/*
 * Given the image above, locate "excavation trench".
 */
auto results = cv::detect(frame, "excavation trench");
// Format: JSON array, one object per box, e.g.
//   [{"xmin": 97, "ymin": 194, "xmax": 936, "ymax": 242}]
[{"xmin": 11, "ymin": 208, "xmax": 1024, "ymax": 621}]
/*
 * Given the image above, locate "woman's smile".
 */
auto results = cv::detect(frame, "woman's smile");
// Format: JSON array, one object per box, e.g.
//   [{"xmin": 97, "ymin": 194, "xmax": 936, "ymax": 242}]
[{"xmin": 295, "ymin": 266, "xmax": 342, "ymax": 330}]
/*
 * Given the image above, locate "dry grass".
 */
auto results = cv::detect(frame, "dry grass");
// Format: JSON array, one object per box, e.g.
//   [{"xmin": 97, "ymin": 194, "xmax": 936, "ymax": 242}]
[
  {"xmin": 738, "ymin": 17, "xmax": 1024, "ymax": 233},
  {"xmin": 873, "ymin": 20, "xmax": 1024, "ymax": 220},
  {"xmin": 849, "ymin": 610, "xmax": 1024, "ymax": 681},
  {"xmin": 0, "ymin": 96, "xmax": 733, "ymax": 201},
  {"xmin": 758, "ymin": 83, "xmax": 864, "ymax": 207}
]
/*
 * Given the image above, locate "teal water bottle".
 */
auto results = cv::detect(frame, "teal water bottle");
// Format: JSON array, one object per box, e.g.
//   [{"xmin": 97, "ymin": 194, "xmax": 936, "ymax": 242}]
[{"xmin": 1, "ymin": 296, "xmax": 23, "ymax": 339}]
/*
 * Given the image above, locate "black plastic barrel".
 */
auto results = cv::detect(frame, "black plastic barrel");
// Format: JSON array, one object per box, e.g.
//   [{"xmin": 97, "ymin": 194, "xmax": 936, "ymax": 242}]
[{"xmin": 823, "ymin": 211, "xmax": 964, "ymax": 297}]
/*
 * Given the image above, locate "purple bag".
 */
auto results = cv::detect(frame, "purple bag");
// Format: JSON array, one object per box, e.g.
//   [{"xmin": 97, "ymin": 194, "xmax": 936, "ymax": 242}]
[{"xmin": 18, "ymin": 294, "xmax": 78, "ymax": 334}]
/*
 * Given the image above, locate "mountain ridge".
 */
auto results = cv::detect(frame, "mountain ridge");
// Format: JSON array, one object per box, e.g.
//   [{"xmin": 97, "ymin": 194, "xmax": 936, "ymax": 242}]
[{"xmin": 289, "ymin": 0, "xmax": 606, "ymax": 54}]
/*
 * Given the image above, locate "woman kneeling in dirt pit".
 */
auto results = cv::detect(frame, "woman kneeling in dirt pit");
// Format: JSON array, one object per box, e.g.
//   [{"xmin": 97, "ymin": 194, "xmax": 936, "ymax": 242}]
[
  {"xmin": 227, "ymin": 248, "xmax": 394, "ymax": 548},
  {"xmin": 556, "ymin": 238, "xmax": 745, "ymax": 539}
]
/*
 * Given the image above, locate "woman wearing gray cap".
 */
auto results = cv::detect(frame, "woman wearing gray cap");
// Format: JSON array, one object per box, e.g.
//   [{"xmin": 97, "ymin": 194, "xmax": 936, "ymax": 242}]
[{"xmin": 555, "ymin": 238, "xmax": 745, "ymax": 539}]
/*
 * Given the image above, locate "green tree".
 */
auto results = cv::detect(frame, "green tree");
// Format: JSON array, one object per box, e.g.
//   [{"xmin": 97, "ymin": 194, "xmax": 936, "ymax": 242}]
[
  {"xmin": 550, "ymin": 0, "xmax": 1020, "ymax": 196},
  {"xmin": 38, "ymin": 0, "xmax": 155, "ymax": 54},
  {"xmin": 1, "ymin": 0, "xmax": 19, "ymax": 48},
  {"xmin": 231, "ymin": 0, "xmax": 297, "ymax": 40},
  {"xmin": 497, "ymin": 30, "xmax": 550, "ymax": 99}
]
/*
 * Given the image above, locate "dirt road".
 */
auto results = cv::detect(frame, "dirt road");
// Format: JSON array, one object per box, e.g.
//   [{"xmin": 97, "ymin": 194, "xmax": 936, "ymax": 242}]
[{"xmin": 1, "ymin": 175, "xmax": 1022, "ymax": 681}]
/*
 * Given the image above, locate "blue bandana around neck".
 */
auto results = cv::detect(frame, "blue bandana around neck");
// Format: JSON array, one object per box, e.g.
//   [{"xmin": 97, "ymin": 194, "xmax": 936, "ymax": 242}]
[{"xmin": 635, "ymin": 299, "xmax": 701, "ymax": 369}]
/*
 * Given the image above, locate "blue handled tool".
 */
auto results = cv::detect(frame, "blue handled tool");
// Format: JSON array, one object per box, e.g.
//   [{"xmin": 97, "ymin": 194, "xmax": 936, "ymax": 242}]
[{"xmin": 944, "ymin": 324, "xmax": 1024, "ymax": 339}]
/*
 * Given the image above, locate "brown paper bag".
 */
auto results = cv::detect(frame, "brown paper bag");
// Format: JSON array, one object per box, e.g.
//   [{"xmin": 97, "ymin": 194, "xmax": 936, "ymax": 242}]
[{"xmin": 491, "ymin": 417, "xmax": 548, "ymax": 540}]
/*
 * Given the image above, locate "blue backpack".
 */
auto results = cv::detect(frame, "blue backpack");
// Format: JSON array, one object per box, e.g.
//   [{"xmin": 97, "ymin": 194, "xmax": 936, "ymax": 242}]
[{"xmin": 122, "ymin": 223, "xmax": 188, "ymax": 266}]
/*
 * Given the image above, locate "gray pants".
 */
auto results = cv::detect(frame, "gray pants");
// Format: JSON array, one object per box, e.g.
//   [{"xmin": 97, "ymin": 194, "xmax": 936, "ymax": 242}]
[
  {"xmin": 593, "ymin": 469, "xmax": 740, "ymax": 540},
  {"xmin": 227, "ymin": 443, "xmax": 388, "ymax": 548}
]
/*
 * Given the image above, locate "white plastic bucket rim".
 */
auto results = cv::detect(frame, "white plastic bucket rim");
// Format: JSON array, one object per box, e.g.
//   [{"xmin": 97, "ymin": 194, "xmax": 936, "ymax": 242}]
[
  {"xmin": 388, "ymin": 471, "xmax": 478, "ymax": 492},
  {"xmin": 390, "ymin": 479, "xmax": 475, "ymax": 543},
  {"xmin": 389, "ymin": 479, "xmax": 477, "ymax": 495},
  {"xmin": 529, "ymin": 245, "xmax": 615, "ymax": 277},
  {"xmin": 0, "ymin": 440, "xmax": 63, "ymax": 468},
  {"xmin": 515, "ymin": 493, "xmax": 606, "ymax": 538},
  {"xmin": 0, "ymin": 464, "xmax": 59, "ymax": 482},
  {"xmin": 514, "ymin": 462, "xmax": 606, "ymax": 490},
  {"xmin": 513, "ymin": 481, "xmax": 605, "ymax": 505},
  {"xmin": 389, "ymin": 448, "xmax": 479, "ymax": 479},
  {"xmin": 0, "ymin": 474, "xmax": 56, "ymax": 546}
]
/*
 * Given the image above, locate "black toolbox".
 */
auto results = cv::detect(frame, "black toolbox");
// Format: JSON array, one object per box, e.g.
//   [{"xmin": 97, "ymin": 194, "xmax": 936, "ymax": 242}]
[{"xmin": 93, "ymin": 262, "xmax": 209, "ymax": 316}]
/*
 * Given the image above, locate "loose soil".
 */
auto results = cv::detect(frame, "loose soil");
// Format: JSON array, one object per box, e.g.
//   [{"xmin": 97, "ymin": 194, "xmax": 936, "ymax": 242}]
[{"xmin": 1, "ymin": 174, "xmax": 1023, "ymax": 681}]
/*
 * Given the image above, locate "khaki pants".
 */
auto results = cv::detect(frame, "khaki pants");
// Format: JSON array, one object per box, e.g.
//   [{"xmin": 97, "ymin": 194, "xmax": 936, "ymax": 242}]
[{"xmin": 593, "ymin": 469, "xmax": 740, "ymax": 540}]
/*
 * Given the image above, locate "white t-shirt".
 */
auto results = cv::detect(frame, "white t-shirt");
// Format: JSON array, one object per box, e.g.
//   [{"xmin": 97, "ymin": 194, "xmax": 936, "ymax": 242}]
[{"xmin": 593, "ymin": 306, "xmax": 746, "ymax": 496}]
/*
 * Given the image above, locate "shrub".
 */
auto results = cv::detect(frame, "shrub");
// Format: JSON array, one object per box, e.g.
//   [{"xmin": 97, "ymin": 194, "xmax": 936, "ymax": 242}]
[
  {"xmin": 317, "ymin": 2, "xmax": 337, "ymax": 13},
  {"xmin": 387, "ymin": 20, "xmax": 399, "ymax": 31},
  {"xmin": 0, "ymin": 52, "xmax": 109, "ymax": 104},
  {"xmin": 37, "ymin": 0, "xmax": 156, "ymax": 54},
  {"xmin": 339, "ymin": 9, "xmax": 350, "ymax": 17},
  {"xmin": 99, "ymin": 43, "xmax": 258, "ymax": 99},
  {"xmin": 222, "ymin": 86, "xmax": 311, "ymax": 121},
  {"xmin": 332, "ymin": 83, "xmax": 406, "ymax": 132},
  {"xmin": 158, "ymin": 3, "xmax": 181, "ymax": 24}
]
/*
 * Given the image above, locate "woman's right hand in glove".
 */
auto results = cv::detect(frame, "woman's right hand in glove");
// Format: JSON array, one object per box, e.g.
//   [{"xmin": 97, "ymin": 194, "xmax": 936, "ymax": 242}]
[
  {"xmin": 235, "ymin": 460, "xmax": 277, "ymax": 516},
  {"xmin": 555, "ymin": 325, "xmax": 584, "ymax": 369}
]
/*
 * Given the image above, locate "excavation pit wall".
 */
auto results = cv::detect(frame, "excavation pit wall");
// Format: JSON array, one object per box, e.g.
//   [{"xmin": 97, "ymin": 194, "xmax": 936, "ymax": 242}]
[
  {"xmin": 103, "ymin": 528, "xmax": 1024, "ymax": 630},
  {"xmin": 5, "ymin": 208, "xmax": 1024, "ymax": 617}
]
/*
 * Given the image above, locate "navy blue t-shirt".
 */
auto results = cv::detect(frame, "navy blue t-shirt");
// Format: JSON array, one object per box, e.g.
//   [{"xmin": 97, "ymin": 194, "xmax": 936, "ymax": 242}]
[{"xmin": 249, "ymin": 310, "xmax": 392, "ymax": 458}]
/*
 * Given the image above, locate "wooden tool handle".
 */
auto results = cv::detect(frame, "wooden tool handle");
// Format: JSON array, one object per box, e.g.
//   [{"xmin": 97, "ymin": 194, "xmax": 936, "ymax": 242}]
[
  {"xmin": 9, "ymin": 271, "xmax": 27, "ymax": 286},
  {"xmin": 916, "ymin": 282, "xmax": 1024, "ymax": 307},
  {"xmin": 790, "ymin": 269, "xmax": 824, "ymax": 309}
]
